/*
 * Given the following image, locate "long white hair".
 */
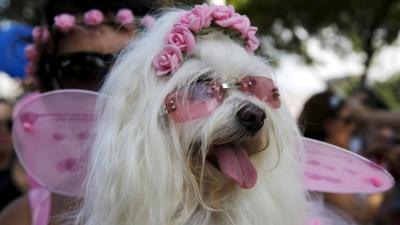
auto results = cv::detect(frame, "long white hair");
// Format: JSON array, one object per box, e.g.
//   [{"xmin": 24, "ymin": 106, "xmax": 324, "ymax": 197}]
[{"xmin": 75, "ymin": 8, "xmax": 307, "ymax": 225}]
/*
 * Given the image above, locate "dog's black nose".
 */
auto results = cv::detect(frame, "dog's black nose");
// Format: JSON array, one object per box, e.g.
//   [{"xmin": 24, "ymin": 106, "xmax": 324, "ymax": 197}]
[{"xmin": 237, "ymin": 103, "xmax": 266, "ymax": 132}]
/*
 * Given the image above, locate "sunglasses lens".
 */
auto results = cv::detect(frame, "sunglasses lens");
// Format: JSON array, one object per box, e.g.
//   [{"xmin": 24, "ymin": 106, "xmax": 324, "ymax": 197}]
[
  {"xmin": 165, "ymin": 81, "xmax": 224, "ymax": 122},
  {"xmin": 53, "ymin": 53, "xmax": 113, "ymax": 89},
  {"xmin": 240, "ymin": 76, "xmax": 281, "ymax": 108}
]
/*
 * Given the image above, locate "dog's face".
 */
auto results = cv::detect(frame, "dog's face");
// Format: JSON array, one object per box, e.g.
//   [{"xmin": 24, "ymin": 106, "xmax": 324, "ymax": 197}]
[
  {"xmin": 81, "ymin": 9, "xmax": 306, "ymax": 225},
  {"xmin": 158, "ymin": 33, "xmax": 281, "ymax": 192}
]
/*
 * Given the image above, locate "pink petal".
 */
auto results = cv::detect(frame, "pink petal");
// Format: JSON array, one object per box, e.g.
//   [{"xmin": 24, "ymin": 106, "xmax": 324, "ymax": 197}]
[
  {"xmin": 24, "ymin": 44, "xmax": 40, "ymax": 61},
  {"xmin": 84, "ymin": 9, "xmax": 104, "ymax": 26},
  {"xmin": 54, "ymin": 14, "xmax": 76, "ymax": 33},
  {"xmin": 116, "ymin": 8, "xmax": 135, "ymax": 25},
  {"xmin": 214, "ymin": 14, "xmax": 243, "ymax": 28},
  {"xmin": 141, "ymin": 15, "xmax": 155, "ymax": 28}
]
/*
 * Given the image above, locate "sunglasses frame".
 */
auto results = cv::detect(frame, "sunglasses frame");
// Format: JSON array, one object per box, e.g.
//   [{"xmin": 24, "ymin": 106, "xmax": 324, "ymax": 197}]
[
  {"xmin": 163, "ymin": 76, "xmax": 280, "ymax": 122},
  {"xmin": 49, "ymin": 52, "xmax": 114, "ymax": 80}
]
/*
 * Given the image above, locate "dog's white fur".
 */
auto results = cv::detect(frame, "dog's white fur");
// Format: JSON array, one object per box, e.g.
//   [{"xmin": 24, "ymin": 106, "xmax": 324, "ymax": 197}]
[{"xmin": 76, "ymin": 9, "xmax": 307, "ymax": 225}]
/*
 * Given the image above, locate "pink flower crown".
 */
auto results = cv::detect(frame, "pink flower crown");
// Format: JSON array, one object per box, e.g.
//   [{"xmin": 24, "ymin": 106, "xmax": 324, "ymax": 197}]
[
  {"xmin": 54, "ymin": 8, "xmax": 136, "ymax": 33},
  {"xmin": 152, "ymin": 4, "xmax": 260, "ymax": 76},
  {"xmin": 24, "ymin": 9, "xmax": 155, "ymax": 80}
]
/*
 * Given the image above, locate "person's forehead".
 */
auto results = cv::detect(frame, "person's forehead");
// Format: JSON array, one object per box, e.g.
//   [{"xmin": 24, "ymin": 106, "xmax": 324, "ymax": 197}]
[{"xmin": 57, "ymin": 25, "xmax": 135, "ymax": 55}]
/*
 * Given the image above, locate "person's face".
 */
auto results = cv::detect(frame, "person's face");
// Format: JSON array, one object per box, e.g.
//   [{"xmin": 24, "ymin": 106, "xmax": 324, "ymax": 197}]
[
  {"xmin": 53, "ymin": 25, "xmax": 134, "ymax": 90},
  {"xmin": 325, "ymin": 104, "xmax": 355, "ymax": 148},
  {"xmin": 365, "ymin": 127, "xmax": 400, "ymax": 175},
  {"xmin": 0, "ymin": 102, "xmax": 13, "ymax": 167}
]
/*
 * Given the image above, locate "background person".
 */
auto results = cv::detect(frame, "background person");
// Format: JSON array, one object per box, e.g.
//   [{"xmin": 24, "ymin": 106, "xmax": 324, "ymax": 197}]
[
  {"xmin": 0, "ymin": 99, "xmax": 28, "ymax": 210},
  {"xmin": 298, "ymin": 90, "xmax": 385, "ymax": 224},
  {"xmin": 0, "ymin": 0, "xmax": 158, "ymax": 224},
  {"xmin": 349, "ymin": 88, "xmax": 400, "ymax": 225}
]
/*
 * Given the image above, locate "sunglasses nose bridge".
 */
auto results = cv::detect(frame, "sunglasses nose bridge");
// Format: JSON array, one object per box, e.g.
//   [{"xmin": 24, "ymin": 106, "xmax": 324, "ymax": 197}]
[{"xmin": 221, "ymin": 80, "xmax": 241, "ymax": 95}]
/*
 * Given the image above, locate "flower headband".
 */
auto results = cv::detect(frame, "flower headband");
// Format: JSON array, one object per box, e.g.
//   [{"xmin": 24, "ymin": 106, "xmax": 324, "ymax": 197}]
[
  {"xmin": 152, "ymin": 4, "xmax": 260, "ymax": 76},
  {"xmin": 54, "ymin": 8, "xmax": 135, "ymax": 33},
  {"xmin": 23, "ymin": 26, "xmax": 49, "ymax": 79},
  {"xmin": 24, "ymin": 9, "xmax": 155, "ymax": 79}
]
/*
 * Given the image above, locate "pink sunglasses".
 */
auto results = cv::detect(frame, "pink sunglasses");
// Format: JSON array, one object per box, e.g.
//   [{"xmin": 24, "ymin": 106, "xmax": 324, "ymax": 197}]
[{"xmin": 164, "ymin": 76, "xmax": 281, "ymax": 122}]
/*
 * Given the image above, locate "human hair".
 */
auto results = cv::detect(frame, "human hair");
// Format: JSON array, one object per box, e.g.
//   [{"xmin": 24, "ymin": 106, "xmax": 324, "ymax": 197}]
[{"xmin": 298, "ymin": 90, "xmax": 346, "ymax": 141}]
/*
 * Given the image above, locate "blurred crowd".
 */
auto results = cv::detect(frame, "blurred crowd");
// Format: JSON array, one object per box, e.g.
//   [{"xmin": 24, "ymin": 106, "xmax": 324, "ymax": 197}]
[
  {"xmin": 299, "ymin": 89, "xmax": 400, "ymax": 225},
  {"xmin": 0, "ymin": 0, "xmax": 398, "ymax": 225}
]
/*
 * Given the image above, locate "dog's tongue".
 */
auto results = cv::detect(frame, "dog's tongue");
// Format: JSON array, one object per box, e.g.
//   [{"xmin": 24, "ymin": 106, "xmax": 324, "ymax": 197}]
[{"xmin": 213, "ymin": 144, "xmax": 257, "ymax": 189}]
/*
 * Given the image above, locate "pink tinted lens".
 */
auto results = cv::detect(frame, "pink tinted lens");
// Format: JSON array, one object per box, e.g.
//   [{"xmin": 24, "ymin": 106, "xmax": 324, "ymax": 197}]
[
  {"xmin": 240, "ymin": 76, "xmax": 281, "ymax": 108},
  {"xmin": 165, "ymin": 81, "xmax": 224, "ymax": 122}
]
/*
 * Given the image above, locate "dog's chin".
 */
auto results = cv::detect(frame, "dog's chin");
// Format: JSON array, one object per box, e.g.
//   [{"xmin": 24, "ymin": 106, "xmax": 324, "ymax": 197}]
[{"xmin": 203, "ymin": 134, "xmax": 269, "ymax": 190}]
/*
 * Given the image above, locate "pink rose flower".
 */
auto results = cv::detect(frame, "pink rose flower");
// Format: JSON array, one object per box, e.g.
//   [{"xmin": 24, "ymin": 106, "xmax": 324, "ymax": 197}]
[
  {"xmin": 141, "ymin": 15, "xmax": 155, "ymax": 28},
  {"xmin": 192, "ymin": 4, "xmax": 213, "ymax": 28},
  {"xmin": 54, "ymin": 13, "xmax": 76, "ymax": 33},
  {"xmin": 84, "ymin": 9, "xmax": 104, "ymax": 26},
  {"xmin": 179, "ymin": 4, "xmax": 212, "ymax": 32},
  {"xmin": 116, "ymin": 9, "xmax": 135, "ymax": 26},
  {"xmin": 212, "ymin": 5, "xmax": 235, "ymax": 21},
  {"xmin": 231, "ymin": 15, "xmax": 251, "ymax": 35},
  {"xmin": 214, "ymin": 12, "xmax": 242, "ymax": 29},
  {"xmin": 179, "ymin": 12, "xmax": 202, "ymax": 33},
  {"xmin": 32, "ymin": 26, "xmax": 49, "ymax": 43},
  {"xmin": 166, "ymin": 25, "xmax": 195, "ymax": 54},
  {"xmin": 24, "ymin": 44, "xmax": 40, "ymax": 62},
  {"xmin": 245, "ymin": 26, "xmax": 259, "ymax": 53},
  {"xmin": 153, "ymin": 45, "xmax": 183, "ymax": 76}
]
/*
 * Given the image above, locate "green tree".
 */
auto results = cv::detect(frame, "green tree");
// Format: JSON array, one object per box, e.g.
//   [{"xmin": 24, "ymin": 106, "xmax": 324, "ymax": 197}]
[
  {"xmin": 228, "ymin": 0, "xmax": 400, "ymax": 86},
  {"xmin": 324, "ymin": 74, "xmax": 400, "ymax": 109},
  {"xmin": 373, "ymin": 73, "xmax": 400, "ymax": 108}
]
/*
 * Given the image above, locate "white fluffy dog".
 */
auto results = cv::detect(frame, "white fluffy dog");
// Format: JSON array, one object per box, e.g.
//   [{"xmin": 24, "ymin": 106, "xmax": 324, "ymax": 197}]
[{"xmin": 76, "ymin": 5, "xmax": 307, "ymax": 225}]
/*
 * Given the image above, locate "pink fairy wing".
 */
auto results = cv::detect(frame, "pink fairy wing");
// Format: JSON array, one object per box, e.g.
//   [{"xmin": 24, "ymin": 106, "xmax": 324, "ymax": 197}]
[
  {"xmin": 12, "ymin": 90, "xmax": 394, "ymax": 196},
  {"xmin": 303, "ymin": 138, "xmax": 394, "ymax": 193},
  {"xmin": 13, "ymin": 90, "xmax": 100, "ymax": 197},
  {"xmin": 12, "ymin": 92, "xmax": 40, "ymax": 120}
]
